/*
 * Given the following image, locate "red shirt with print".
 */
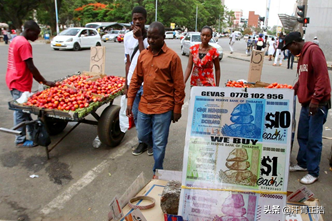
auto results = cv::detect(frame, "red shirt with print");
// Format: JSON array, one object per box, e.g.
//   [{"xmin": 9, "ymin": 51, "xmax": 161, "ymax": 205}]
[{"xmin": 6, "ymin": 36, "xmax": 34, "ymax": 92}]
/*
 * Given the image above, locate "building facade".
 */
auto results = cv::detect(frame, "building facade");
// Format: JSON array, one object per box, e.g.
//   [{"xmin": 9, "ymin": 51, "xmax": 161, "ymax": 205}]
[
  {"xmin": 233, "ymin": 10, "xmax": 243, "ymax": 26},
  {"xmin": 248, "ymin": 11, "xmax": 260, "ymax": 28},
  {"xmin": 305, "ymin": 0, "xmax": 332, "ymax": 61}
]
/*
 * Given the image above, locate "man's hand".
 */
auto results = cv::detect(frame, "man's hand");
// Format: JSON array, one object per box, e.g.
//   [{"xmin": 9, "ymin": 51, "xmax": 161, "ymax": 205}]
[
  {"xmin": 309, "ymin": 102, "xmax": 319, "ymax": 116},
  {"xmin": 172, "ymin": 113, "xmax": 181, "ymax": 123},
  {"xmin": 132, "ymin": 26, "xmax": 142, "ymax": 39},
  {"xmin": 126, "ymin": 105, "xmax": 133, "ymax": 117},
  {"xmin": 44, "ymin": 81, "xmax": 55, "ymax": 87}
]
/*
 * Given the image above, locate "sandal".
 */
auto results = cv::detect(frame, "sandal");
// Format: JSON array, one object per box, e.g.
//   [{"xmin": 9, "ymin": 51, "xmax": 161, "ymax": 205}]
[{"xmin": 16, "ymin": 140, "xmax": 38, "ymax": 148}]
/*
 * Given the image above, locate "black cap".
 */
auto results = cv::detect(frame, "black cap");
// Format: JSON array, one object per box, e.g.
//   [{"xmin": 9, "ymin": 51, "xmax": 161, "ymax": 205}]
[{"xmin": 282, "ymin": 32, "xmax": 303, "ymax": 51}]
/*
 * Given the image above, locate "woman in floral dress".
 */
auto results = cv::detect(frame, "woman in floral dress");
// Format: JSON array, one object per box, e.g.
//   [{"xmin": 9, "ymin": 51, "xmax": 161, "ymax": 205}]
[{"xmin": 184, "ymin": 26, "xmax": 220, "ymax": 87}]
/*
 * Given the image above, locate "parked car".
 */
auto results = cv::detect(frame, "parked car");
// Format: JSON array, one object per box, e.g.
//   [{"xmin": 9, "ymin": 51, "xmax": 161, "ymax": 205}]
[
  {"xmin": 117, "ymin": 33, "xmax": 125, "ymax": 43},
  {"xmin": 165, "ymin": 31, "xmax": 175, "ymax": 39},
  {"xmin": 102, "ymin": 30, "xmax": 121, "ymax": 42},
  {"xmin": 181, "ymin": 32, "xmax": 223, "ymax": 61},
  {"xmin": 51, "ymin": 27, "xmax": 102, "ymax": 51}
]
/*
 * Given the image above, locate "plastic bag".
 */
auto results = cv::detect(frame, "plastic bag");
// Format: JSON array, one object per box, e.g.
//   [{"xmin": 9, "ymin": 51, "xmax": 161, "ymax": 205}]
[
  {"xmin": 16, "ymin": 91, "xmax": 34, "ymax": 104},
  {"xmin": 119, "ymin": 95, "xmax": 134, "ymax": 133},
  {"xmin": 33, "ymin": 120, "xmax": 51, "ymax": 146}
]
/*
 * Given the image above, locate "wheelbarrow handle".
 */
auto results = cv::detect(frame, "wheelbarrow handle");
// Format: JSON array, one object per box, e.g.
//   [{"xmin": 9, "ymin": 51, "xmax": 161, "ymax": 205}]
[
  {"xmin": 11, "ymin": 120, "xmax": 36, "ymax": 130},
  {"xmin": 0, "ymin": 120, "xmax": 36, "ymax": 135},
  {"xmin": 0, "ymin": 127, "xmax": 22, "ymax": 135}
]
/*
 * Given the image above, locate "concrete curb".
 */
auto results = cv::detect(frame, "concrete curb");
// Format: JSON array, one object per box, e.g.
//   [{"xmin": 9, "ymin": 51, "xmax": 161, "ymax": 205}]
[{"xmin": 227, "ymin": 56, "xmax": 250, "ymax": 62}]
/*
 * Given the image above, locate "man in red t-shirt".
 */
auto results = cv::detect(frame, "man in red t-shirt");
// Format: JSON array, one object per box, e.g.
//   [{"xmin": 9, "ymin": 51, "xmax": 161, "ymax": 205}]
[{"xmin": 6, "ymin": 20, "xmax": 55, "ymax": 147}]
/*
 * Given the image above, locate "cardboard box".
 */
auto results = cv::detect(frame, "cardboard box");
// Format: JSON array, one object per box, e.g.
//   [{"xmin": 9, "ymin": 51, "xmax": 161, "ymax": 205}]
[
  {"xmin": 120, "ymin": 179, "xmax": 168, "ymax": 221},
  {"xmin": 286, "ymin": 190, "xmax": 324, "ymax": 221},
  {"xmin": 248, "ymin": 50, "xmax": 265, "ymax": 83},
  {"xmin": 286, "ymin": 198, "xmax": 325, "ymax": 221}
]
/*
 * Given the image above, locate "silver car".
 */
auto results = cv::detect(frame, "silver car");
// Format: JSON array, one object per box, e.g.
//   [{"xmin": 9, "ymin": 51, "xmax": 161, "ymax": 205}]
[
  {"xmin": 181, "ymin": 32, "xmax": 223, "ymax": 61},
  {"xmin": 102, "ymin": 30, "xmax": 122, "ymax": 42}
]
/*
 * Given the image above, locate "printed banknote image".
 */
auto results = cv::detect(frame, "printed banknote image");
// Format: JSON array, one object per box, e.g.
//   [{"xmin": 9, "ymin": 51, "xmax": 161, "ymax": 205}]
[
  {"xmin": 222, "ymin": 103, "xmax": 263, "ymax": 139},
  {"xmin": 190, "ymin": 98, "xmax": 264, "ymax": 141},
  {"xmin": 218, "ymin": 147, "xmax": 260, "ymax": 187}
]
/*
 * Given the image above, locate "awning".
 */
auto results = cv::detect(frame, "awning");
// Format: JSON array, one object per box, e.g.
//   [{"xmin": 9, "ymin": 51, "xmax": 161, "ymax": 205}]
[{"xmin": 278, "ymin": 14, "xmax": 298, "ymax": 31}]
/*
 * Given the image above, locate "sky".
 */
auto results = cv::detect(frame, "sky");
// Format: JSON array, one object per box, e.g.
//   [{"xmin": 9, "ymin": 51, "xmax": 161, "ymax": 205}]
[{"xmin": 225, "ymin": 0, "xmax": 297, "ymax": 27}]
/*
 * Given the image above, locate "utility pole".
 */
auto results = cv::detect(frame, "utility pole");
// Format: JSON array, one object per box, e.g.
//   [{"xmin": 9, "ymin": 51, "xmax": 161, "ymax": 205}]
[
  {"xmin": 195, "ymin": 5, "xmax": 198, "ymax": 32},
  {"xmin": 55, "ymin": 0, "xmax": 59, "ymax": 34},
  {"xmin": 155, "ymin": 0, "xmax": 158, "ymax": 21}
]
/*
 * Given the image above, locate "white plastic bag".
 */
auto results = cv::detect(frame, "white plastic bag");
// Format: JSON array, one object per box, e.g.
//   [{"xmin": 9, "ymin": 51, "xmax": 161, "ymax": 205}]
[
  {"xmin": 16, "ymin": 91, "xmax": 34, "ymax": 104},
  {"xmin": 119, "ymin": 95, "xmax": 134, "ymax": 133}
]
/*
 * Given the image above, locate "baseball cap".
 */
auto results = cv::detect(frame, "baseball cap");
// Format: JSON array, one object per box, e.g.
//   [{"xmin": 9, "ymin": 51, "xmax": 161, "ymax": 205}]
[
  {"xmin": 314, "ymin": 36, "xmax": 317, "ymax": 39},
  {"xmin": 282, "ymin": 32, "xmax": 303, "ymax": 51},
  {"xmin": 259, "ymin": 33, "xmax": 263, "ymax": 37}
]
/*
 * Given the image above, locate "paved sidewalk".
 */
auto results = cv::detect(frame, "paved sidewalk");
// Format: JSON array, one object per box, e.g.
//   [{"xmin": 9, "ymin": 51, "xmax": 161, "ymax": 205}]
[{"xmin": 225, "ymin": 51, "xmax": 332, "ymax": 70}]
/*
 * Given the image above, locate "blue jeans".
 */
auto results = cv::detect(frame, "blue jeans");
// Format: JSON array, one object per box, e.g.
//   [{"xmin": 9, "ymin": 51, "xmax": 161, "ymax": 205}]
[
  {"xmin": 10, "ymin": 89, "xmax": 34, "ymax": 144},
  {"xmin": 297, "ymin": 105, "xmax": 328, "ymax": 177},
  {"xmin": 132, "ymin": 85, "xmax": 144, "ymax": 143},
  {"xmin": 137, "ymin": 110, "xmax": 172, "ymax": 172}
]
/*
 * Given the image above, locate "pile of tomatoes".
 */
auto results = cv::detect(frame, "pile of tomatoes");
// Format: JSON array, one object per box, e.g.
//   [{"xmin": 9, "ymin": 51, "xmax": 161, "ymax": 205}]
[
  {"xmin": 226, "ymin": 80, "xmax": 293, "ymax": 89},
  {"xmin": 225, "ymin": 80, "xmax": 249, "ymax": 88},
  {"xmin": 25, "ymin": 75, "xmax": 125, "ymax": 111},
  {"xmin": 265, "ymin": 82, "xmax": 293, "ymax": 89}
]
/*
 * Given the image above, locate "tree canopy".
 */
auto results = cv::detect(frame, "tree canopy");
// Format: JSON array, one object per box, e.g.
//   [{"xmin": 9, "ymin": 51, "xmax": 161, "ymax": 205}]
[{"xmin": 1, "ymin": 0, "xmax": 229, "ymax": 34}]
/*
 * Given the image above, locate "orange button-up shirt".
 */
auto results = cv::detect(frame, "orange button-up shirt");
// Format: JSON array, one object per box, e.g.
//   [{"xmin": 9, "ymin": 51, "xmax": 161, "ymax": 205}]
[{"xmin": 127, "ymin": 43, "xmax": 185, "ymax": 114}]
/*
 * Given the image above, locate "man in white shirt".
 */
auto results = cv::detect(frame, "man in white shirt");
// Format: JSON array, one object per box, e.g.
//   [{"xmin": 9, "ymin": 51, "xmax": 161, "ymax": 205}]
[
  {"xmin": 123, "ymin": 6, "xmax": 150, "ymax": 156},
  {"xmin": 229, "ymin": 31, "xmax": 236, "ymax": 54}
]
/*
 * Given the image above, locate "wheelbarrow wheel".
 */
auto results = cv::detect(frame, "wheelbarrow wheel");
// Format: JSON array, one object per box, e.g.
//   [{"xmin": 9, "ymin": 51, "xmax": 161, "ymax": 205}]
[
  {"xmin": 98, "ymin": 105, "xmax": 124, "ymax": 147},
  {"xmin": 44, "ymin": 117, "xmax": 68, "ymax": 135}
]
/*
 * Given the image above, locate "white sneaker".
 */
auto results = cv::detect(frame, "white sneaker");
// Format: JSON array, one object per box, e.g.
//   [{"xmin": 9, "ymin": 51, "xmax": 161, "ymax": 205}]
[
  {"xmin": 289, "ymin": 165, "xmax": 307, "ymax": 172},
  {"xmin": 300, "ymin": 174, "xmax": 318, "ymax": 185}
]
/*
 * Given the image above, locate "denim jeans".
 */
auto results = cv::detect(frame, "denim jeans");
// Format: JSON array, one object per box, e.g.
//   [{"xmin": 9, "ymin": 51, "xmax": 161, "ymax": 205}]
[
  {"xmin": 297, "ymin": 105, "xmax": 328, "ymax": 177},
  {"xmin": 132, "ymin": 85, "xmax": 144, "ymax": 143},
  {"xmin": 137, "ymin": 110, "xmax": 172, "ymax": 172},
  {"xmin": 287, "ymin": 50, "xmax": 294, "ymax": 69},
  {"xmin": 10, "ymin": 89, "xmax": 34, "ymax": 144}
]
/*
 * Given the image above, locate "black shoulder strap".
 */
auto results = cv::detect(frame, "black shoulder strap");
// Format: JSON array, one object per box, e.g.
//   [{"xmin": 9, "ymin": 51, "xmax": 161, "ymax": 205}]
[{"xmin": 130, "ymin": 33, "xmax": 147, "ymax": 62}]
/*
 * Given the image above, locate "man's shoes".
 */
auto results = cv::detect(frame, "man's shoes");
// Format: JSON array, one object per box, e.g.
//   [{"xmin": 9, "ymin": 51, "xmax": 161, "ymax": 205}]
[
  {"xmin": 300, "ymin": 174, "xmax": 318, "ymax": 185},
  {"xmin": 289, "ymin": 165, "xmax": 307, "ymax": 172},
  {"xmin": 147, "ymin": 146, "xmax": 153, "ymax": 156},
  {"xmin": 132, "ymin": 143, "xmax": 147, "ymax": 156},
  {"xmin": 230, "ymin": 51, "xmax": 233, "ymax": 54}
]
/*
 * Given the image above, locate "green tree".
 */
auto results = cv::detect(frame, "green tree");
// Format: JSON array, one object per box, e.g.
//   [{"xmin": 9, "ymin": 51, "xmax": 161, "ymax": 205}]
[{"xmin": 0, "ymin": 0, "xmax": 40, "ymax": 32}]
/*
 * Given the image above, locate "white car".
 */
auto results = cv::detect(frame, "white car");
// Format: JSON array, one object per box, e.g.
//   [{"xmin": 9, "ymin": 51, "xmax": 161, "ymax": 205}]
[
  {"xmin": 102, "ymin": 30, "xmax": 122, "ymax": 42},
  {"xmin": 181, "ymin": 32, "xmax": 223, "ymax": 61},
  {"xmin": 51, "ymin": 27, "xmax": 102, "ymax": 51},
  {"xmin": 165, "ymin": 31, "xmax": 175, "ymax": 39}
]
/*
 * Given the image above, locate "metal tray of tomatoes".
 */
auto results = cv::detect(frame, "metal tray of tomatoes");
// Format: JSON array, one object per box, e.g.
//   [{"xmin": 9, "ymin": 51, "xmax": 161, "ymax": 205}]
[{"xmin": 8, "ymin": 73, "xmax": 125, "ymax": 121}]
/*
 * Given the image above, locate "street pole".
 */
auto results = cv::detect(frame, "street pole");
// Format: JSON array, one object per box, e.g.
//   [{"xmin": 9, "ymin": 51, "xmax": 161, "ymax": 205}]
[
  {"xmin": 55, "ymin": 0, "xmax": 59, "ymax": 34},
  {"xmin": 195, "ymin": 5, "xmax": 198, "ymax": 32},
  {"xmin": 155, "ymin": 0, "xmax": 158, "ymax": 21}
]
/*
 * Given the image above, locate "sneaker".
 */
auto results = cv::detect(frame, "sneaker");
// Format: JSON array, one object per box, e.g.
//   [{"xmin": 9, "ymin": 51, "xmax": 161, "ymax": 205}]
[
  {"xmin": 273, "ymin": 63, "xmax": 276, "ymax": 66},
  {"xmin": 289, "ymin": 165, "xmax": 307, "ymax": 172},
  {"xmin": 300, "ymin": 174, "xmax": 318, "ymax": 185},
  {"xmin": 132, "ymin": 143, "xmax": 147, "ymax": 156},
  {"xmin": 147, "ymin": 146, "xmax": 153, "ymax": 156}
]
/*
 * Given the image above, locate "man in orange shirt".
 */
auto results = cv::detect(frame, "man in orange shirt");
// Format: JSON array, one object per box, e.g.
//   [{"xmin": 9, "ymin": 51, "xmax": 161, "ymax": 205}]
[{"xmin": 126, "ymin": 22, "xmax": 185, "ymax": 175}]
